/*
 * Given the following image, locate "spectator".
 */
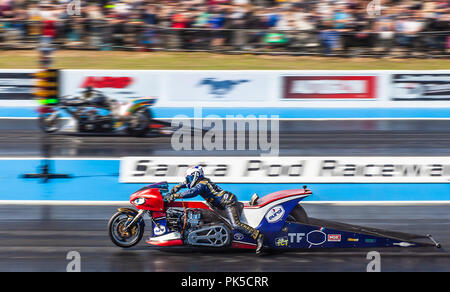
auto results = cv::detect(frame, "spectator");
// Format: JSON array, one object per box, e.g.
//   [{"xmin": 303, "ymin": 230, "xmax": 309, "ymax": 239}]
[
  {"xmin": 319, "ymin": 21, "xmax": 339, "ymax": 55},
  {"xmin": 395, "ymin": 11, "xmax": 425, "ymax": 48},
  {"xmin": 0, "ymin": 0, "xmax": 447, "ymax": 57},
  {"xmin": 373, "ymin": 6, "xmax": 396, "ymax": 55},
  {"xmin": 208, "ymin": 6, "xmax": 227, "ymax": 47}
]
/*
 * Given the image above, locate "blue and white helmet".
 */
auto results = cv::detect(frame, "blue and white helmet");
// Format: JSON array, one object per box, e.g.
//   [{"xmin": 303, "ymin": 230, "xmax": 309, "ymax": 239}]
[{"xmin": 185, "ymin": 166, "xmax": 204, "ymax": 189}]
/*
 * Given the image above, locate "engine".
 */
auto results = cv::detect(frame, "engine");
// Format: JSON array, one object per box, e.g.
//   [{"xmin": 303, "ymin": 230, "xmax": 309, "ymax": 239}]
[
  {"xmin": 166, "ymin": 208, "xmax": 203, "ymax": 231},
  {"xmin": 166, "ymin": 208, "xmax": 231, "ymax": 247},
  {"xmin": 77, "ymin": 108, "xmax": 113, "ymax": 132}
]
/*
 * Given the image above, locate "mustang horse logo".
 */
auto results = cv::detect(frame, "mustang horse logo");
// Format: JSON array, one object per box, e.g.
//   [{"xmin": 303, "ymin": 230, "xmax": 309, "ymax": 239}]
[{"xmin": 198, "ymin": 78, "xmax": 249, "ymax": 98}]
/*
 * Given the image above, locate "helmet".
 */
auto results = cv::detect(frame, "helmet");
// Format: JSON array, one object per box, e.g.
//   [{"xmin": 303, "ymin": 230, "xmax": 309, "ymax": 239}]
[
  {"xmin": 185, "ymin": 166, "xmax": 204, "ymax": 189},
  {"xmin": 83, "ymin": 87, "xmax": 94, "ymax": 99}
]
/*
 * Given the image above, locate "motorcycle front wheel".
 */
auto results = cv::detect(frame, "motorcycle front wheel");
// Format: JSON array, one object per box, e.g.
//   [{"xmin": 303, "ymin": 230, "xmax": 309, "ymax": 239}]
[
  {"xmin": 38, "ymin": 112, "xmax": 62, "ymax": 133},
  {"xmin": 108, "ymin": 211, "xmax": 145, "ymax": 248}
]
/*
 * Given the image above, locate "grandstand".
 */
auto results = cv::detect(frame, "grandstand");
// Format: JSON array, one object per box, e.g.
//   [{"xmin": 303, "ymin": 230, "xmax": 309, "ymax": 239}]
[{"xmin": 0, "ymin": 0, "xmax": 448, "ymax": 57}]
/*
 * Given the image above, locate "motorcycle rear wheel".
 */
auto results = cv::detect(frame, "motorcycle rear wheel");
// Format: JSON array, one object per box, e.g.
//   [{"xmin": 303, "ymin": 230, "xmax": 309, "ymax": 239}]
[
  {"xmin": 108, "ymin": 211, "xmax": 145, "ymax": 248},
  {"xmin": 285, "ymin": 205, "xmax": 309, "ymax": 224},
  {"xmin": 125, "ymin": 108, "xmax": 152, "ymax": 137}
]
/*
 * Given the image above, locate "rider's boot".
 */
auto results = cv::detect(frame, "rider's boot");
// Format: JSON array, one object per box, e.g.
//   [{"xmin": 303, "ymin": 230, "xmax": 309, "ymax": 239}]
[{"xmin": 256, "ymin": 233, "xmax": 265, "ymax": 254}]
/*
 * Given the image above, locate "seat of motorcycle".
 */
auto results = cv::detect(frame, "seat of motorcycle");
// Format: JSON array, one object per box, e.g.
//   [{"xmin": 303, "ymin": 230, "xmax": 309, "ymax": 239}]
[
  {"xmin": 205, "ymin": 201, "xmax": 244, "ymax": 219},
  {"xmin": 244, "ymin": 189, "xmax": 310, "ymax": 209}
]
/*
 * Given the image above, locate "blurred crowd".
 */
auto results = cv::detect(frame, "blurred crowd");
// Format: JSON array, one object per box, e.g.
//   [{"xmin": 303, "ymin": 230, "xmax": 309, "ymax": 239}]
[{"xmin": 0, "ymin": 0, "xmax": 449, "ymax": 56}]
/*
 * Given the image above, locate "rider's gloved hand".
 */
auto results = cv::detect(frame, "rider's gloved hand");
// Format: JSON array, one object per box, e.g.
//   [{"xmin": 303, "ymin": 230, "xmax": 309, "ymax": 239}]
[
  {"xmin": 170, "ymin": 185, "xmax": 182, "ymax": 194},
  {"xmin": 164, "ymin": 193, "xmax": 177, "ymax": 203}
]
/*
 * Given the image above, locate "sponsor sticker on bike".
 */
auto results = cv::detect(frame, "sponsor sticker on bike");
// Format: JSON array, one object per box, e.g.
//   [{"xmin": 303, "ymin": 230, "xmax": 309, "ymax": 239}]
[
  {"xmin": 307, "ymin": 230, "xmax": 327, "ymax": 246},
  {"xmin": 153, "ymin": 224, "xmax": 166, "ymax": 236},
  {"xmin": 328, "ymin": 234, "xmax": 342, "ymax": 242},
  {"xmin": 347, "ymin": 238, "xmax": 360, "ymax": 242},
  {"xmin": 265, "ymin": 206, "xmax": 285, "ymax": 223},
  {"xmin": 275, "ymin": 236, "xmax": 289, "ymax": 247},
  {"xmin": 233, "ymin": 233, "xmax": 244, "ymax": 241}
]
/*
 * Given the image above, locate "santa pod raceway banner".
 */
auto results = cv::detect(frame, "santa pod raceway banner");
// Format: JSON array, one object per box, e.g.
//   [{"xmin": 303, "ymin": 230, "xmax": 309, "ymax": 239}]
[
  {"xmin": 2, "ymin": 157, "xmax": 450, "ymax": 202},
  {"xmin": 120, "ymin": 156, "xmax": 450, "ymax": 184}
]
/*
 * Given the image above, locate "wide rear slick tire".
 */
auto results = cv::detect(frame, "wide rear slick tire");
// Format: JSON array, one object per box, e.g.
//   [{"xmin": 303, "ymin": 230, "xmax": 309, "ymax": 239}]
[
  {"xmin": 286, "ymin": 205, "xmax": 309, "ymax": 224},
  {"xmin": 126, "ymin": 108, "xmax": 152, "ymax": 137}
]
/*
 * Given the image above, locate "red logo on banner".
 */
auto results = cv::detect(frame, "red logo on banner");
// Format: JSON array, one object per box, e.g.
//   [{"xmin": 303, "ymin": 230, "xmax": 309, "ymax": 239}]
[
  {"xmin": 283, "ymin": 76, "xmax": 377, "ymax": 99},
  {"xmin": 81, "ymin": 77, "xmax": 133, "ymax": 89}
]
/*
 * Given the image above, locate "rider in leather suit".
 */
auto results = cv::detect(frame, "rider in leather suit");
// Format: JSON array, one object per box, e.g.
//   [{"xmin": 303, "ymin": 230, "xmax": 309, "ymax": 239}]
[
  {"xmin": 63, "ymin": 87, "xmax": 110, "ymax": 109},
  {"xmin": 165, "ymin": 166, "xmax": 265, "ymax": 253}
]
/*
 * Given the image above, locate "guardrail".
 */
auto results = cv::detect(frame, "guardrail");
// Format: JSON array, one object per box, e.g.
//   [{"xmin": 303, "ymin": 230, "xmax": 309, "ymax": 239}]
[{"xmin": 0, "ymin": 20, "xmax": 448, "ymax": 58}]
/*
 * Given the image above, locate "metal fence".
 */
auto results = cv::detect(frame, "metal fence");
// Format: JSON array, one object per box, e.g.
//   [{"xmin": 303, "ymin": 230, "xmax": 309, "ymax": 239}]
[{"xmin": 0, "ymin": 20, "xmax": 449, "ymax": 58}]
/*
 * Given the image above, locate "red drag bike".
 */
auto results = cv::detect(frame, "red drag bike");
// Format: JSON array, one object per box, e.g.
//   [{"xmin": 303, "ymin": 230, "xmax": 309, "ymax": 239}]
[{"xmin": 107, "ymin": 182, "xmax": 441, "ymax": 250}]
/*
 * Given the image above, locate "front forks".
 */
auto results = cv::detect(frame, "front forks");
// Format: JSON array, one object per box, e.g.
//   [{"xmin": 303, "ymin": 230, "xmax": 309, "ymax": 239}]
[{"xmin": 123, "ymin": 209, "xmax": 146, "ymax": 231}]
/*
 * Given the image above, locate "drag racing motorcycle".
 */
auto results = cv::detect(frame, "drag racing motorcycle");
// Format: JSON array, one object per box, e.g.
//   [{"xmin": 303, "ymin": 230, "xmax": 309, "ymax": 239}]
[
  {"xmin": 108, "ymin": 182, "xmax": 441, "ymax": 250},
  {"xmin": 37, "ymin": 90, "xmax": 167, "ymax": 137}
]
